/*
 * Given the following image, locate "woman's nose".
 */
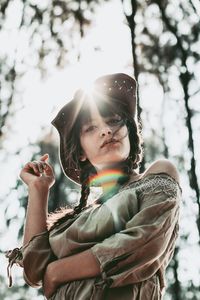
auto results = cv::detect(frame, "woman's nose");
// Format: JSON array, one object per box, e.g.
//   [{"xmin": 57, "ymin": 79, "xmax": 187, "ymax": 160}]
[{"xmin": 100, "ymin": 126, "xmax": 112, "ymax": 137}]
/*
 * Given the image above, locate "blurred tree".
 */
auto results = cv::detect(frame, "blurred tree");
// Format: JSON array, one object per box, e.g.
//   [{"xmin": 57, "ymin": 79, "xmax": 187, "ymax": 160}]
[
  {"xmin": 122, "ymin": 0, "xmax": 200, "ymax": 199},
  {"xmin": 152, "ymin": 0, "xmax": 200, "ymax": 241},
  {"xmin": 121, "ymin": 0, "xmax": 146, "ymax": 172},
  {"xmin": 121, "ymin": 0, "xmax": 200, "ymax": 299}
]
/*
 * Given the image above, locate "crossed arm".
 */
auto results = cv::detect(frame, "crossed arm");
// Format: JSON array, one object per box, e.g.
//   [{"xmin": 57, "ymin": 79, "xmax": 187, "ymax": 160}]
[{"xmin": 43, "ymin": 250, "xmax": 100, "ymax": 298}]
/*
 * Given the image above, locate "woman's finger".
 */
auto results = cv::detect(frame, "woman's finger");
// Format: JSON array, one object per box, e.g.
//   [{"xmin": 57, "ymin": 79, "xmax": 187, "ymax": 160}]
[
  {"xmin": 33, "ymin": 161, "xmax": 54, "ymax": 177},
  {"xmin": 40, "ymin": 153, "xmax": 49, "ymax": 162},
  {"xmin": 22, "ymin": 154, "xmax": 54, "ymax": 178},
  {"xmin": 37, "ymin": 161, "xmax": 46, "ymax": 173},
  {"xmin": 24, "ymin": 162, "xmax": 40, "ymax": 175},
  {"xmin": 43, "ymin": 162, "xmax": 54, "ymax": 176},
  {"xmin": 39, "ymin": 154, "xmax": 54, "ymax": 176}
]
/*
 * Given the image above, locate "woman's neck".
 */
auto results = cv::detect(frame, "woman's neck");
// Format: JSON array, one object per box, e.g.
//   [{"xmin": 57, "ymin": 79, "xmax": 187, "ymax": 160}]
[
  {"xmin": 90, "ymin": 164, "xmax": 138, "ymax": 194},
  {"xmin": 101, "ymin": 179, "xmax": 120, "ymax": 194}
]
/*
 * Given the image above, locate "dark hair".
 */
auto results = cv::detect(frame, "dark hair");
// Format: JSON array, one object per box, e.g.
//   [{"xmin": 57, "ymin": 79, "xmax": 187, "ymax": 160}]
[{"xmin": 47, "ymin": 97, "xmax": 143, "ymax": 230}]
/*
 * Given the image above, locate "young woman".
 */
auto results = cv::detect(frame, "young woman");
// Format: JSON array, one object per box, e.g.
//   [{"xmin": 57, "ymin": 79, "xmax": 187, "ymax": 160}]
[{"xmin": 6, "ymin": 73, "xmax": 181, "ymax": 299}]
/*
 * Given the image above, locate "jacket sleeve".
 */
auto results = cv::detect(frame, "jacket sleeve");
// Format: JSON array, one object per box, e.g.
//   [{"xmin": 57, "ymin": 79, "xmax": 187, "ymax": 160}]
[
  {"xmin": 90, "ymin": 175, "xmax": 181, "ymax": 288},
  {"xmin": 6, "ymin": 231, "xmax": 55, "ymax": 288}
]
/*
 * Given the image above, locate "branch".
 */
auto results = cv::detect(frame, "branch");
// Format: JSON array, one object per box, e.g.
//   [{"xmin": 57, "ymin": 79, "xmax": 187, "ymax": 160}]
[
  {"xmin": 154, "ymin": 0, "xmax": 188, "ymax": 63},
  {"xmin": 188, "ymin": 0, "xmax": 200, "ymax": 16},
  {"xmin": 190, "ymin": 87, "xmax": 200, "ymax": 98}
]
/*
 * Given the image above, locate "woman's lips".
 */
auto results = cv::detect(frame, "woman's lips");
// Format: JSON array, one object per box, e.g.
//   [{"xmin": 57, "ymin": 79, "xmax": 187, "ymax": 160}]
[{"xmin": 100, "ymin": 139, "xmax": 119, "ymax": 148}]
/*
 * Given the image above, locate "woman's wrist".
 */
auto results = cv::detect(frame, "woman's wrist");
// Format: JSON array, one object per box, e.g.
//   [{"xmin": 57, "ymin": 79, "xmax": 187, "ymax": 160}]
[
  {"xmin": 46, "ymin": 260, "xmax": 64, "ymax": 287},
  {"xmin": 26, "ymin": 182, "xmax": 49, "ymax": 214},
  {"xmin": 28, "ymin": 180, "xmax": 51, "ymax": 192},
  {"xmin": 43, "ymin": 260, "xmax": 65, "ymax": 298}
]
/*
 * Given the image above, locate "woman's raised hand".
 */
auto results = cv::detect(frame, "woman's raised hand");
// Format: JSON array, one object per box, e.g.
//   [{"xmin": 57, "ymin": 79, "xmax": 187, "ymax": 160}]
[{"xmin": 20, "ymin": 154, "xmax": 55, "ymax": 190}]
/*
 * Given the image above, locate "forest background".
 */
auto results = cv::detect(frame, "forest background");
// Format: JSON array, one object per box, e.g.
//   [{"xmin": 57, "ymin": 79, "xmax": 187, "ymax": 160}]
[{"xmin": 0, "ymin": 0, "xmax": 200, "ymax": 299}]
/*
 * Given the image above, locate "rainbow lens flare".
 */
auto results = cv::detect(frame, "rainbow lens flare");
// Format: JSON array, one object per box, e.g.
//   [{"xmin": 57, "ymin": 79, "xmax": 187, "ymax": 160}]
[{"xmin": 89, "ymin": 169, "xmax": 127, "ymax": 187}]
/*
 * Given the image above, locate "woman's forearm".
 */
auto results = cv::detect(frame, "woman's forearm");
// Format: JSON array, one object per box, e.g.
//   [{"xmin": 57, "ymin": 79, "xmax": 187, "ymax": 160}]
[
  {"xmin": 23, "ymin": 182, "xmax": 49, "ymax": 245},
  {"xmin": 45, "ymin": 249, "xmax": 100, "ymax": 286}
]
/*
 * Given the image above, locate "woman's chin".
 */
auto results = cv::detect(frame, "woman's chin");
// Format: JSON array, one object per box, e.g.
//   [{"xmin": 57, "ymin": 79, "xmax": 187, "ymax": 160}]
[{"xmin": 95, "ymin": 158, "xmax": 128, "ymax": 170}]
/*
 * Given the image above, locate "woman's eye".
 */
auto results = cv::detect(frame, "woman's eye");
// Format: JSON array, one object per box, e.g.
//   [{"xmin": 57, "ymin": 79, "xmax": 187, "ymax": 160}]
[
  {"xmin": 108, "ymin": 118, "xmax": 123, "ymax": 125},
  {"xmin": 85, "ymin": 125, "xmax": 97, "ymax": 132}
]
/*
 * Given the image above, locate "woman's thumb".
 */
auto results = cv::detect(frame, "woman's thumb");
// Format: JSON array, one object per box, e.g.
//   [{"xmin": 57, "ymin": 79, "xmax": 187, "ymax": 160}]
[{"xmin": 40, "ymin": 153, "xmax": 49, "ymax": 162}]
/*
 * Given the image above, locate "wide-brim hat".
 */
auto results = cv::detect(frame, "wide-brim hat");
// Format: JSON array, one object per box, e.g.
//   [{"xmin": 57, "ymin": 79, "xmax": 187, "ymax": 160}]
[{"xmin": 51, "ymin": 73, "xmax": 137, "ymax": 185}]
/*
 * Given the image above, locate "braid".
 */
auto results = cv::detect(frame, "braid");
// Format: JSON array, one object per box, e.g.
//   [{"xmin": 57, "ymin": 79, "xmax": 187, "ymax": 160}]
[
  {"xmin": 73, "ymin": 166, "xmax": 91, "ymax": 214},
  {"xmin": 127, "ymin": 117, "xmax": 143, "ymax": 170},
  {"xmin": 47, "ymin": 164, "xmax": 93, "ymax": 231}
]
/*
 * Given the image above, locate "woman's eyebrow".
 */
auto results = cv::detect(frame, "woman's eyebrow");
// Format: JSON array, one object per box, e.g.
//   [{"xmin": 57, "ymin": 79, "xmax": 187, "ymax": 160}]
[
  {"xmin": 83, "ymin": 119, "xmax": 95, "ymax": 124},
  {"xmin": 83, "ymin": 115, "xmax": 118, "ymax": 125},
  {"xmin": 81, "ymin": 119, "xmax": 95, "ymax": 127}
]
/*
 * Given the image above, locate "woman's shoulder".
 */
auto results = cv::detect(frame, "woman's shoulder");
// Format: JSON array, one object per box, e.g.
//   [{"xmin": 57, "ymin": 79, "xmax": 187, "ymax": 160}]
[
  {"xmin": 144, "ymin": 159, "xmax": 180, "ymax": 184},
  {"xmin": 124, "ymin": 159, "xmax": 181, "ymax": 196},
  {"xmin": 126, "ymin": 159, "xmax": 180, "ymax": 190}
]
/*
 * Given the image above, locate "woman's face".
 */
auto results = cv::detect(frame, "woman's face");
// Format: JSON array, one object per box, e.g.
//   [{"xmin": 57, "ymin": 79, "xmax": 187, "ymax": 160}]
[{"xmin": 79, "ymin": 104, "xmax": 130, "ymax": 171}]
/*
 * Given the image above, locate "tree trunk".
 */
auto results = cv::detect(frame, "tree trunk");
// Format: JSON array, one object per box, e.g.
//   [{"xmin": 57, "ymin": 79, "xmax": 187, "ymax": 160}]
[
  {"xmin": 122, "ymin": 0, "xmax": 145, "ymax": 172},
  {"xmin": 156, "ymin": 0, "xmax": 200, "ymax": 243}
]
